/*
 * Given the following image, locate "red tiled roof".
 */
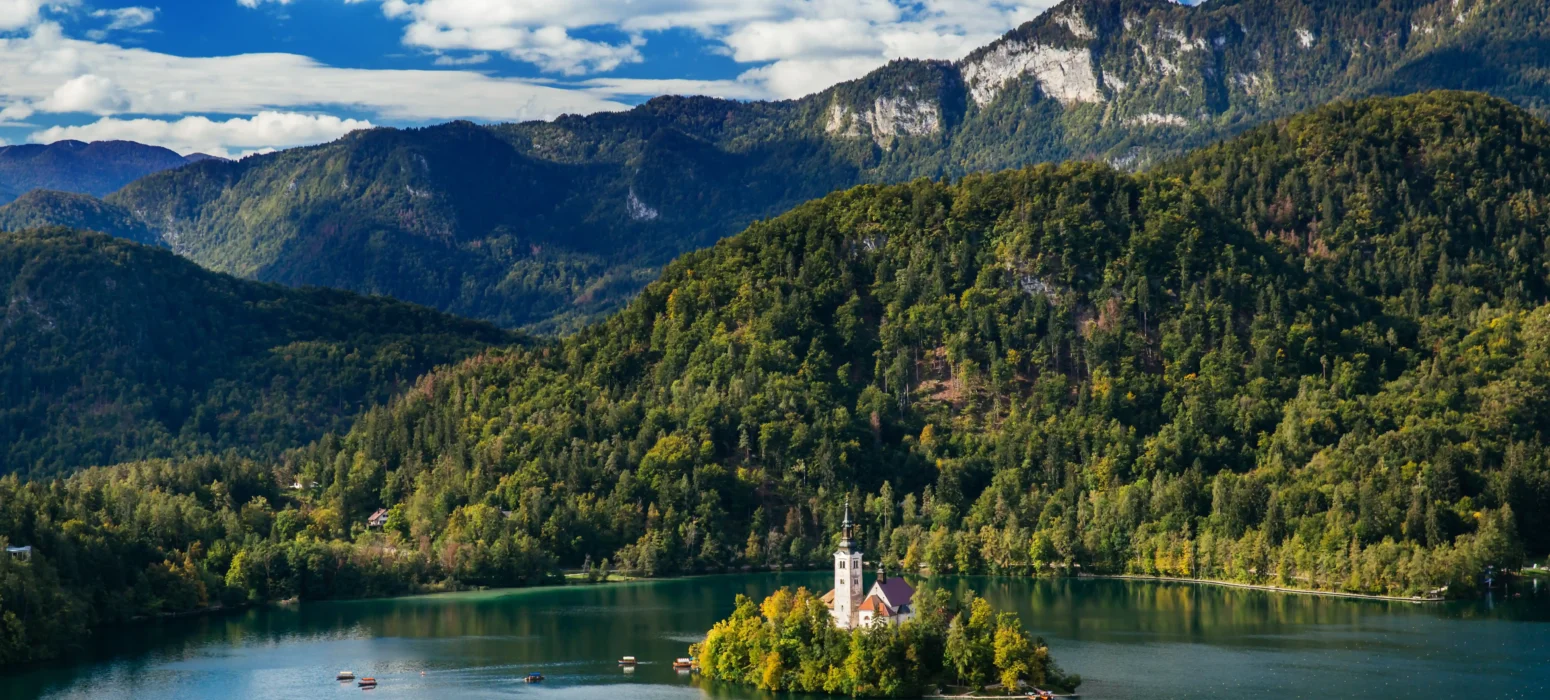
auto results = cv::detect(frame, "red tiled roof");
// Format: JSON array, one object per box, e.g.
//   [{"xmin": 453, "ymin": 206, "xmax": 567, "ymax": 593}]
[
  {"xmin": 820, "ymin": 588, "xmax": 836, "ymax": 606},
  {"xmin": 858, "ymin": 595, "xmax": 893, "ymax": 616}
]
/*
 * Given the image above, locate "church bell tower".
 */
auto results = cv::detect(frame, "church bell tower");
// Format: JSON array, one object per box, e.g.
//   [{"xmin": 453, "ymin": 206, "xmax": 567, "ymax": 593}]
[{"xmin": 833, "ymin": 497, "xmax": 863, "ymax": 629}]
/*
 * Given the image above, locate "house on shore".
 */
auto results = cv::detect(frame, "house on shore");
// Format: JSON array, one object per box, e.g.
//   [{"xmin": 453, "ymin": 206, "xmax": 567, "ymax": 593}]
[{"xmin": 367, "ymin": 508, "xmax": 389, "ymax": 529}]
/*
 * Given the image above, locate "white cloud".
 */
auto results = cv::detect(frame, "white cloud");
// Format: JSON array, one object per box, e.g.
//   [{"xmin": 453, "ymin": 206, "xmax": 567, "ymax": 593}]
[
  {"xmin": 361, "ymin": 0, "xmax": 1055, "ymax": 98},
  {"xmin": 0, "ymin": 0, "xmax": 73, "ymax": 31},
  {"xmin": 721, "ymin": 18, "xmax": 882, "ymax": 63},
  {"xmin": 0, "ymin": 20, "xmax": 630, "ymax": 155},
  {"xmin": 735, "ymin": 57, "xmax": 891, "ymax": 100},
  {"xmin": 432, "ymin": 52, "xmax": 489, "ymax": 66},
  {"xmin": 236, "ymin": 0, "xmax": 292, "ymax": 7},
  {"xmin": 40, "ymin": 73, "xmax": 127, "ymax": 113},
  {"xmin": 402, "ymin": 21, "xmax": 643, "ymax": 75},
  {"xmin": 31, "ymin": 111, "xmax": 372, "ymax": 158},
  {"xmin": 0, "ymin": 102, "xmax": 33, "ymax": 120},
  {"xmin": 0, "ymin": 22, "xmax": 627, "ymax": 122},
  {"xmin": 90, "ymin": 6, "xmax": 157, "ymax": 33}
]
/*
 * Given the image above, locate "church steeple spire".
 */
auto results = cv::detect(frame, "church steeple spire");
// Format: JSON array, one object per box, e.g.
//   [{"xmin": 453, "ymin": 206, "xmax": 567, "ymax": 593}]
[{"xmin": 839, "ymin": 496, "xmax": 854, "ymax": 549}]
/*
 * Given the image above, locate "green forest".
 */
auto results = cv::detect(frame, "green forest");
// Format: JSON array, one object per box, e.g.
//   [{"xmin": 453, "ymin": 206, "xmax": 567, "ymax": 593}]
[
  {"xmin": 3, "ymin": 91, "xmax": 1549, "ymax": 667},
  {"xmin": 0, "ymin": 228, "xmax": 514, "ymax": 477},
  {"xmin": 0, "ymin": 191, "xmax": 160, "ymax": 247},
  {"xmin": 693, "ymin": 587, "xmax": 1079, "ymax": 696}
]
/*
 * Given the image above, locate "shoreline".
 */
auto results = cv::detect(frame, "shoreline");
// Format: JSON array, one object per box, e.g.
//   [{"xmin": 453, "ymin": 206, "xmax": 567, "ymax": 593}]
[
  {"xmin": 1079, "ymin": 573, "xmax": 1445, "ymax": 603},
  {"xmin": 9, "ymin": 568, "xmax": 1442, "ymax": 670}
]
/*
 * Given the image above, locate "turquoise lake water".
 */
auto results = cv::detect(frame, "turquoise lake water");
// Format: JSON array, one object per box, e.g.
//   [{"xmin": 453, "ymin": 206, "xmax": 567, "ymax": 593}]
[{"xmin": 2, "ymin": 573, "xmax": 1546, "ymax": 699}]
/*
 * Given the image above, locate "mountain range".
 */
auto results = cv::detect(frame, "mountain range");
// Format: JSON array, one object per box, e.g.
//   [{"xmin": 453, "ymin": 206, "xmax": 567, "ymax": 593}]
[
  {"xmin": 5, "ymin": 93, "xmax": 1548, "ymax": 668},
  {"xmin": 2, "ymin": 0, "xmax": 1547, "ymax": 332},
  {"xmin": 0, "ymin": 140, "xmax": 210, "ymax": 205}
]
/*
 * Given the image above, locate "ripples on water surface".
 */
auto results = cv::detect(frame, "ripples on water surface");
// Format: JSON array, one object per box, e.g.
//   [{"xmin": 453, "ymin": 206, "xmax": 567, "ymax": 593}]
[{"xmin": 2, "ymin": 574, "xmax": 1546, "ymax": 700}]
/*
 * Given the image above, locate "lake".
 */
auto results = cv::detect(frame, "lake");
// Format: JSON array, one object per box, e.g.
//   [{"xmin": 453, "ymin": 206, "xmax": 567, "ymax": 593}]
[{"xmin": 2, "ymin": 573, "xmax": 1546, "ymax": 699}]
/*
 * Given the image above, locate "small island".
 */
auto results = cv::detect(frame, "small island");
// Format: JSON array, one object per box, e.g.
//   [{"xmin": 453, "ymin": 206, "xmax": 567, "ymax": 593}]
[{"xmin": 690, "ymin": 504, "xmax": 1079, "ymax": 697}]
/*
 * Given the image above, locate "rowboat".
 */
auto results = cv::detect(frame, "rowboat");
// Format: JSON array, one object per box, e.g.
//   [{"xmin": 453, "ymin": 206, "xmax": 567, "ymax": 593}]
[
  {"xmin": 358, "ymin": 677, "xmax": 377, "ymax": 688},
  {"xmin": 618, "ymin": 656, "xmax": 638, "ymax": 666},
  {"xmin": 336, "ymin": 671, "xmax": 356, "ymax": 681}
]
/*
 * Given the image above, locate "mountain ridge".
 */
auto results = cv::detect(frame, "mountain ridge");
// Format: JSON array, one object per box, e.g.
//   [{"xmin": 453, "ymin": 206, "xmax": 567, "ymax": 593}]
[
  {"xmin": 7, "ymin": 0, "xmax": 1550, "ymax": 332},
  {"xmin": 0, "ymin": 139, "xmax": 204, "ymax": 205}
]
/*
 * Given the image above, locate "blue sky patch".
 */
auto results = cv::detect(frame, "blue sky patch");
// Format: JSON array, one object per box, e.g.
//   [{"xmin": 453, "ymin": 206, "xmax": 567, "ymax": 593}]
[{"xmin": 0, "ymin": 0, "xmax": 1062, "ymax": 156}]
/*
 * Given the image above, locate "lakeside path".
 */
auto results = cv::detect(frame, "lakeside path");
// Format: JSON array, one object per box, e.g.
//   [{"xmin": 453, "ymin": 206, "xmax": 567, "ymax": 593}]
[{"xmin": 1078, "ymin": 573, "xmax": 1443, "ymax": 603}]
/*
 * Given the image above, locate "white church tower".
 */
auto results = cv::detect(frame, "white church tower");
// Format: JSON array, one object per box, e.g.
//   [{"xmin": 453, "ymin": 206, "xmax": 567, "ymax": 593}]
[{"xmin": 832, "ymin": 498, "xmax": 863, "ymax": 629}]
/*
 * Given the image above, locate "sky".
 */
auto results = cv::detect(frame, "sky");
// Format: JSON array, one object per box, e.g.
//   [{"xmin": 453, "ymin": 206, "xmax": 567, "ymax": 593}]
[{"xmin": 0, "ymin": 0, "xmax": 1067, "ymax": 158}]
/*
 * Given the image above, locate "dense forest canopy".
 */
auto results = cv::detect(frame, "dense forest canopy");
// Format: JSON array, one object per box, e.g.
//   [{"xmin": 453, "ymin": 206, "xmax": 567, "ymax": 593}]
[
  {"xmin": 2, "ymin": 91, "xmax": 1548, "ymax": 668},
  {"xmin": 4, "ymin": 0, "xmax": 1547, "ymax": 331},
  {"xmin": 281, "ymin": 92, "xmax": 1547, "ymax": 591},
  {"xmin": 0, "ymin": 191, "xmax": 160, "ymax": 247},
  {"xmin": 0, "ymin": 228, "xmax": 514, "ymax": 477}
]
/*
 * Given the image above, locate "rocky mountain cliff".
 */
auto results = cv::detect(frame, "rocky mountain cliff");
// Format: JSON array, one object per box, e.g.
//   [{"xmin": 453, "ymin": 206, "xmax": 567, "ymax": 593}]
[{"xmin": 8, "ymin": 0, "xmax": 1548, "ymax": 331}]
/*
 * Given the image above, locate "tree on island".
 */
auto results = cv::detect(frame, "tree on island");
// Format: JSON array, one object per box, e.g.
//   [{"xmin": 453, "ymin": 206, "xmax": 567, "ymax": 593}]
[{"xmin": 692, "ymin": 585, "xmax": 1079, "ymax": 697}]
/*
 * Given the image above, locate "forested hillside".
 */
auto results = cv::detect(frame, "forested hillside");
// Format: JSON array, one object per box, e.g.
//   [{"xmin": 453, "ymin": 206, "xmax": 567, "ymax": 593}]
[
  {"xmin": 5, "ymin": 0, "xmax": 1543, "ymax": 331},
  {"xmin": 104, "ymin": 120, "xmax": 841, "ymax": 333},
  {"xmin": 276, "ymin": 92, "xmax": 1548, "ymax": 591},
  {"xmin": 2, "ymin": 92, "xmax": 1546, "ymax": 667},
  {"xmin": 0, "ymin": 191, "xmax": 159, "ymax": 246},
  {"xmin": 1164, "ymin": 91, "xmax": 1550, "ymax": 315},
  {"xmin": 0, "ymin": 228, "xmax": 513, "ymax": 477}
]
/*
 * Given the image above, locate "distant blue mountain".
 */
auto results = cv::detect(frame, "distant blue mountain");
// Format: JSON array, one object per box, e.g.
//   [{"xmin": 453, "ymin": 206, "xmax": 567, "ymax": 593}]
[{"xmin": 0, "ymin": 140, "xmax": 211, "ymax": 204}]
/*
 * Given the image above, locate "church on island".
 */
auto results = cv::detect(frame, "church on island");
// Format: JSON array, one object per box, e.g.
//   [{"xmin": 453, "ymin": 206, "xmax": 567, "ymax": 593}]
[{"xmin": 821, "ymin": 500, "xmax": 915, "ymax": 629}]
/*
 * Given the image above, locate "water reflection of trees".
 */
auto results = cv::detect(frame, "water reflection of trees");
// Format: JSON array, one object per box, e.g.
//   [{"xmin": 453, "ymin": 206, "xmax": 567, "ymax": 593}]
[
  {"xmin": 933, "ymin": 576, "xmax": 1547, "ymax": 651},
  {"xmin": 9, "ymin": 573, "xmax": 1545, "ymax": 699}
]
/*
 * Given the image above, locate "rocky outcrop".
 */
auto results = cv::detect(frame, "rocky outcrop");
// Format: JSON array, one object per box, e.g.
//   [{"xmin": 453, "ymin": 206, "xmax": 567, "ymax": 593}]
[
  {"xmin": 1124, "ymin": 113, "xmax": 1190, "ymax": 127},
  {"xmin": 826, "ymin": 97, "xmax": 944, "ymax": 147},
  {"xmin": 960, "ymin": 42, "xmax": 1102, "ymax": 107}
]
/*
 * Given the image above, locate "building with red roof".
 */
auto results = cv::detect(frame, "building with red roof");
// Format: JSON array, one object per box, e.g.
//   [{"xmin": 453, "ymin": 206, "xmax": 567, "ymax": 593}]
[{"xmin": 825, "ymin": 498, "xmax": 915, "ymax": 629}]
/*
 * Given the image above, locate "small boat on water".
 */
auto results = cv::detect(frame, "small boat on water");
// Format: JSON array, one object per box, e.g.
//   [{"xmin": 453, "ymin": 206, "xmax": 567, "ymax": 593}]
[
  {"xmin": 358, "ymin": 677, "xmax": 377, "ymax": 689},
  {"xmin": 336, "ymin": 671, "xmax": 356, "ymax": 681},
  {"xmin": 618, "ymin": 656, "xmax": 638, "ymax": 666},
  {"xmin": 523, "ymin": 673, "xmax": 545, "ymax": 683},
  {"xmin": 673, "ymin": 658, "xmax": 694, "ymax": 670}
]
